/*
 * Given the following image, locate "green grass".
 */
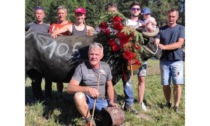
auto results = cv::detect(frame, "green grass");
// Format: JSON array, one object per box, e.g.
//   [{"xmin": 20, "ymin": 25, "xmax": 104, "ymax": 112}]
[{"xmin": 25, "ymin": 59, "xmax": 185, "ymax": 126}]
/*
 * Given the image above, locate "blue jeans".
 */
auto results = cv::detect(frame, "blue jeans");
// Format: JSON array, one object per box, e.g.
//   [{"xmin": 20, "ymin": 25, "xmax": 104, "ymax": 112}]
[
  {"xmin": 122, "ymin": 62, "xmax": 147, "ymax": 106},
  {"xmin": 122, "ymin": 79, "xmax": 134, "ymax": 106}
]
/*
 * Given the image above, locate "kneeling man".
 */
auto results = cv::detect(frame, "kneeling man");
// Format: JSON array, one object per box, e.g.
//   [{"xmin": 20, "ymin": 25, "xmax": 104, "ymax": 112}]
[{"xmin": 67, "ymin": 43, "xmax": 118, "ymax": 125}]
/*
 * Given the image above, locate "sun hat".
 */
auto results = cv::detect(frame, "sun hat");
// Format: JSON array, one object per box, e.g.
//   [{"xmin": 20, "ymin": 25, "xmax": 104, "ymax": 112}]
[
  {"xmin": 75, "ymin": 7, "xmax": 86, "ymax": 15},
  {"xmin": 142, "ymin": 7, "xmax": 152, "ymax": 15}
]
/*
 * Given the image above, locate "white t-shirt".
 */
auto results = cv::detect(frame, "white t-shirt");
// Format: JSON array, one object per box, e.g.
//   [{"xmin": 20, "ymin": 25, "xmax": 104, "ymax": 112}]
[{"xmin": 125, "ymin": 19, "xmax": 143, "ymax": 29}]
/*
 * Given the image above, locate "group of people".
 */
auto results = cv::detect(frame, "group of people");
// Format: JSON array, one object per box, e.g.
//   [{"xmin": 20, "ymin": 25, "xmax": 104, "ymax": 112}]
[{"xmin": 26, "ymin": 1, "xmax": 185, "ymax": 125}]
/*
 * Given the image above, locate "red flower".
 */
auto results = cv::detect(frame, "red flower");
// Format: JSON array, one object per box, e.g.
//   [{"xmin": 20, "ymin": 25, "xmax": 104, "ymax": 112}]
[
  {"xmin": 113, "ymin": 22, "xmax": 124, "ymax": 31},
  {"xmin": 108, "ymin": 39, "xmax": 115, "ymax": 46},
  {"xmin": 103, "ymin": 29, "xmax": 110, "ymax": 35},
  {"xmin": 112, "ymin": 44, "xmax": 120, "ymax": 52},
  {"xmin": 134, "ymin": 44, "xmax": 141, "ymax": 50},
  {"xmin": 117, "ymin": 32, "xmax": 130, "ymax": 46},
  {"xmin": 112, "ymin": 16, "xmax": 122, "ymax": 23},
  {"xmin": 123, "ymin": 50, "xmax": 135, "ymax": 61},
  {"xmin": 135, "ymin": 59, "xmax": 141, "ymax": 65},
  {"xmin": 99, "ymin": 21, "xmax": 108, "ymax": 30}
]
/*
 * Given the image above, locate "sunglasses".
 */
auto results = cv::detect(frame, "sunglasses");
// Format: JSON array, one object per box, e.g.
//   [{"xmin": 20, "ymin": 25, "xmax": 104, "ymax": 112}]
[{"xmin": 131, "ymin": 8, "xmax": 141, "ymax": 11}]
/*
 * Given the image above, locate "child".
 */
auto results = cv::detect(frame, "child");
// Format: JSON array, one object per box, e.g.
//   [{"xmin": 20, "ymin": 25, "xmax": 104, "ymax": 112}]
[{"xmin": 141, "ymin": 7, "xmax": 157, "ymax": 32}]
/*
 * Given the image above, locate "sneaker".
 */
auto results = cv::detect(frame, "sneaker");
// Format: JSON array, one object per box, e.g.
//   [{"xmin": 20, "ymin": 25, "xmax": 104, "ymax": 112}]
[
  {"xmin": 140, "ymin": 102, "xmax": 147, "ymax": 112},
  {"xmin": 166, "ymin": 102, "xmax": 172, "ymax": 109},
  {"xmin": 124, "ymin": 105, "xmax": 139, "ymax": 114},
  {"xmin": 86, "ymin": 119, "xmax": 96, "ymax": 126},
  {"xmin": 173, "ymin": 106, "xmax": 179, "ymax": 113}
]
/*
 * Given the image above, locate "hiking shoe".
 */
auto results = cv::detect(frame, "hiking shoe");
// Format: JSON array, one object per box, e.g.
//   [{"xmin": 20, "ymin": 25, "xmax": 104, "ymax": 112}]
[
  {"xmin": 140, "ymin": 102, "xmax": 148, "ymax": 112},
  {"xmin": 166, "ymin": 102, "xmax": 172, "ymax": 109},
  {"xmin": 86, "ymin": 119, "xmax": 96, "ymax": 126},
  {"xmin": 173, "ymin": 106, "xmax": 180, "ymax": 113},
  {"xmin": 124, "ymin": 105, "xmax": 139, "ymax": 114}
]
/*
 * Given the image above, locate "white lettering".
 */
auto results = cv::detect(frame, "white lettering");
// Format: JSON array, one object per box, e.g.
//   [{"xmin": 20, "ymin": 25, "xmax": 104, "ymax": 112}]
[
  {"xmin": 56, "ymin": 43, "xmax": 69, "ymax": 57},
  {"xmin": 72, "ymin": 42, "xmax": 82, "ymax": 52},
  {"xmin": 37, "ymin": 39, "xmax": 83, "ymax": 59}
]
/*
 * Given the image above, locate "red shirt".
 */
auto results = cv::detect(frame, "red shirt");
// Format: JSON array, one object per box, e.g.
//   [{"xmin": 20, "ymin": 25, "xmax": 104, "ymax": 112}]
[{"xmin": 49, "ymin": 22, "xmax": 72, "ymax": 35}]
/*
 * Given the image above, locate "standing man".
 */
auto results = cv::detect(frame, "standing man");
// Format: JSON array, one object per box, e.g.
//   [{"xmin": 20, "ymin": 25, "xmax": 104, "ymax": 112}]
[
  {"xmin": 45, "ymin": 6, "xmax": 72, "ymax": 99},
  {"xmin": 124, "ymin": 1, "xmax": 148, "ymax": 112},
  {"xmin": 67, "ymin": 43, "xmax": 117, "ymax": 126},
  {"xmin": 51, "ymin": 7, "xmax": 95, "ymax": 38},
  {"xmin": 103, "ymin": 2, "xmax": 140, "ymax": 114},
  {"xmin": 105, "ymin": 2, "xmax": 118, "ymax": 13},
  {"xmin": 155, "ymin": 8, "xmax": 185, "ymax": 112},
  {"xmin": 26, "ymin": 6, "xmax": 49, "ymax": 33},
  {"xmin": 25, "ymin": 6, "xmax": 50, "ymax": 101},
  {"xmin": 49, "ymin": 6, "xmax": 72, "ymax": 35}
]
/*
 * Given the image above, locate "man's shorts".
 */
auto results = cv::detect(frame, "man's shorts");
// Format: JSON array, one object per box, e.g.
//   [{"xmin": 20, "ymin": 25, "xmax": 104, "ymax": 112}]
[
  {"xmin": 137, "ymin": 61, "xmax": 147, "ymax": 77},
  {"xmin": 160, "ymin": 60, "xmax": 184, "ymax": 85},
  {"xmin": 86, "ymin": 95, "xmax": 108, "ymax": 111}
]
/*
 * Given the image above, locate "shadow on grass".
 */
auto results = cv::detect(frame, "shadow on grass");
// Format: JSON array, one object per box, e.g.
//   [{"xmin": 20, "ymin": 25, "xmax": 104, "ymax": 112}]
[
  {"xmin": 25, "ymin": 86, "xmax": 82, "ymax": 125},
  {"xmin": 25, "ymin": 86, "xmax": 117, "ymax": 126}
]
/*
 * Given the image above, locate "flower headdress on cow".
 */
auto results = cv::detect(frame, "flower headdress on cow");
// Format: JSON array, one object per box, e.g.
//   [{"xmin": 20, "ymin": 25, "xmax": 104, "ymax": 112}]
[{"xmin": 97, "ymin": 12, "xmax": 145, "ymax": 71}]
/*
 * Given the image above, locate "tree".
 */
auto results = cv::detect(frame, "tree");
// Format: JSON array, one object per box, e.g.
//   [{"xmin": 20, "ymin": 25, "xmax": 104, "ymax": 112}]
[
  {"xmin": 25, "ymin": 0, "xmax": 185, "ymax": 27},
  {"xmin": 25, "ymin": 0, "xmax": 42, "ymax": 25}
]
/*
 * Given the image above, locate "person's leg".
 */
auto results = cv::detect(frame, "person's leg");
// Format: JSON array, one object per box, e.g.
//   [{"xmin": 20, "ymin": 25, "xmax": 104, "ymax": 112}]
[
  {"xmin": 74, "ymin": 93, "xmax": 96, "ymax": 125},
  {"xmin": 173, "ymin": 84, "xmax": 182, "ymax": 106},
  {"xmin": 137, "ymin": 62, "xmax": 147, "ymax": 111},
  {"xmin": 171, "ymin": 61, "xmax": 184, "ymax": 112},
  {"xmin": 138, "ymin": 76, "xmax": 145, "ymax": 103},
  {"xmin": 160, "ymin": 60, "xmax": 171, "ymax": 107},
  {"xmin": 122, "ymin": 78, "xmax": 138, "ymax": 114},
  {"xmin": 163, "ymin": 85, "xmax": 171, "ymax": 103},
  {"xmin": 74, "ymin": 92, "xmax": 91, "ymax": 119},
  {"xmin": 123, "ymin": 78, "xmax": 134, "ymax": 106}
]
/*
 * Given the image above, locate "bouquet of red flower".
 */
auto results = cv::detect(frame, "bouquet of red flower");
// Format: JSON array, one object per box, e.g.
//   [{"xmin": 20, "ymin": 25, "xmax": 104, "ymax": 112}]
[{"xmin": 97, "ymin": 12, "xmax": 144, "ymax": 71}]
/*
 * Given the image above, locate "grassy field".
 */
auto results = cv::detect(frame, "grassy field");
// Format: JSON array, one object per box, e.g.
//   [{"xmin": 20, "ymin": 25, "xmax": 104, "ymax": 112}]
[{"xmin": 25, "ymin": 59, "xmax": 185, "ymax": 126}]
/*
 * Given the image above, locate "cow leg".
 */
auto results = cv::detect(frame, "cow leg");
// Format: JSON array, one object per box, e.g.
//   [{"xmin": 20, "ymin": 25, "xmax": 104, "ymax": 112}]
[
  {"xmin": 31, "ymin": 74, "xmax": 44, "ymax": 101},
  {"xmin": 56, "ymin": 82, "xmax": 63, "ymax": 99},
  {"xmin": 45, "ymin": 79, "xmax": 52, "ymax": 98}
]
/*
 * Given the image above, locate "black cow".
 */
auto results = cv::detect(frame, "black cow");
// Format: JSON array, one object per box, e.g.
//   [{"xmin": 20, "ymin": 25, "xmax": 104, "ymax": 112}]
[{"xmin": 25, "ymin": 30, "xmax": 158, "ymax": 101}]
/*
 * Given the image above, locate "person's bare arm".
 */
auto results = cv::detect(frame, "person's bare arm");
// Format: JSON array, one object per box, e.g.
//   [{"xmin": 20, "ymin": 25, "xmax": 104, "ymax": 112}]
[
  {"xmin": 151, "ymin": 19, "xmax": 157, "ymax": 26},
  {"xmin": 51, "ymin": 24, "xmax": 72, "ymax": 38},
  {"xmin": 158, "ymin": 38, "xmax": 185, "ymax": 50},
  {"xmin": 86, "ymin": 26, "xmax": 96, "ymax": 36},
  {"xmin": 67, "ymin": 79, "xmax": 99, "ymax": 98},
  {"xmin": 106, "ymin": 80, "xmax": 118, "ymax": 107},
  {"xmin": 155, "ymin": 38, "xmax": 160, "ymax": 45}
]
